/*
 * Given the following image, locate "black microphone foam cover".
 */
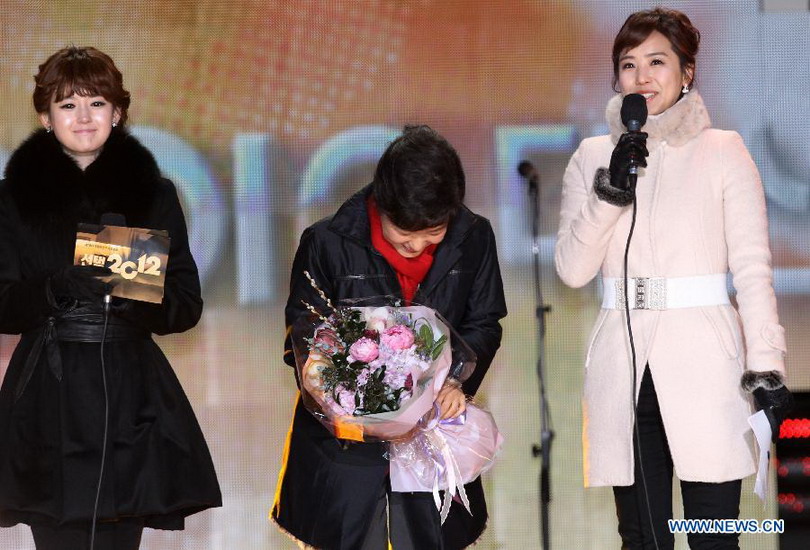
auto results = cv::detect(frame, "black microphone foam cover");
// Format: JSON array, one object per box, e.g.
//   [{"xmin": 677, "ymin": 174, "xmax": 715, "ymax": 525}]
[
  {"xmin": 621, "ymin": 93, "xmax": 648, "ymax": 132},
  {"xmin": 517, "ymin": 161, "xmax": 535, "ymax": 178},
  {"xmin": 100, "ymin": 212, "xmax": 126, "ymax": 227}
]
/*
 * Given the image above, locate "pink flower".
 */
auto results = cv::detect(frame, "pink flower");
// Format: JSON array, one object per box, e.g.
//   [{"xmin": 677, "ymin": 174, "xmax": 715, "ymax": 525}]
[
  {"xmin": 381, "ymin": 325, "xmax": 415, "ymax": 351},
  {"xmin": 337, "ymin": 388, "xmax": 358, "ymax": 415},
  {"xmin": 349, "ymin": 337, "xmax": 379, "ymax": 363},
  {"xmin": 383, "ymin": 368, "xmax": 408, "ymax": 390},
  {"xmin": 313, "ymin": 327, "xmax": 344, "ymax": 355},
  {"xmin": 355, "ymin": 367, "xmax": 372, "ymax": 387}
]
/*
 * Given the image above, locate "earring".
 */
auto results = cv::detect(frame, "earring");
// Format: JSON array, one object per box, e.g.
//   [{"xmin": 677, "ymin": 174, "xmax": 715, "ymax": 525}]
[
  {"xmin": 46, "ymin": 126, "xmax": 52, "ymax": 133},
  {"xmin": 681, "ymin": 84, "xmax": 690, "ymax": 94},
  {"xmin": 112, "ymin": 122, "xmax": 117, "ymax": 128}
]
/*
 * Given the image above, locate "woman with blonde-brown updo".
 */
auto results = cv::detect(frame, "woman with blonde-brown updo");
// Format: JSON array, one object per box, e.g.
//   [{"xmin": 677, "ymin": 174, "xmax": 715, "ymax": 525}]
[{"xmin": 556, "ymin": 8, "xmax": 792, "ymax": 549}]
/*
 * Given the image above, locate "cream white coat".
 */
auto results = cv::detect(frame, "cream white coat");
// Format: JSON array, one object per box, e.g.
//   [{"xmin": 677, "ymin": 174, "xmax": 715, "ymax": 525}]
[{"xmin": 556, "ymin": 92, "xmax": 786, "ymax": 487}]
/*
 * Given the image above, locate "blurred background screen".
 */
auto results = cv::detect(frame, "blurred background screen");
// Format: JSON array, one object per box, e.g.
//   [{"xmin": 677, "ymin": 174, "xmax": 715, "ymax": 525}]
[{"xmin": 1, "ymin": 1, "xmax": 808, "ymax": 548}]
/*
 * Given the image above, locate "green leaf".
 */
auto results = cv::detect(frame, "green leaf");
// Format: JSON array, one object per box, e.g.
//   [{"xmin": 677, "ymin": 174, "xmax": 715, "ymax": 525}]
[
  {"xmin": 431, "ymin": 335, "xmax": 447, "ymax": 360},
  {"xmin": 419, "ymin": 324, "xmax": 432, "ymax": 345}
]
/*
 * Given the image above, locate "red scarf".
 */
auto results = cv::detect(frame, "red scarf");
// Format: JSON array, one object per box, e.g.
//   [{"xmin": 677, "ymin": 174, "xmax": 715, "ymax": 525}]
[{"xmin": 367, "ymin": 197, "xmax": 435, "ymax": 305}]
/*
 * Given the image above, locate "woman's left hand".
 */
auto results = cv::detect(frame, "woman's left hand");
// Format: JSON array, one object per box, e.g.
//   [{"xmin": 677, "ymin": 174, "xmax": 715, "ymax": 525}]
[{"xmin": 436, "ymin": 382, "xmax": 466, "ymax": 420}]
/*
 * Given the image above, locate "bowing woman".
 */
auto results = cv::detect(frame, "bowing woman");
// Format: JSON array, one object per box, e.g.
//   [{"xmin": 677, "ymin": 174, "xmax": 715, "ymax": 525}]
[
  {"xmin": 272, "ymin": 125, "xmax": 507, "ymax": 549},
  {"xmin": 0, "ymin": 46, "xmax": 221, "ymax": 549},
  {"xmin": 555, "ymin": 8, "xmax": 793, "ymax": 549}
]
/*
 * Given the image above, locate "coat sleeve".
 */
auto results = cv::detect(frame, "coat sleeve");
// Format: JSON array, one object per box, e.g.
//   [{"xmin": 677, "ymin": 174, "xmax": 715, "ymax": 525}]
[
  {"xmin": 554, "ymin": 142, "xmax": 626, "ymax": 288},
  {"xmin": 283, "ymin": 227, "xmax": 334, "ymax": 369},
  {"xmin": 456, "ymin": 220, "xmax": 507, "ymax": 396},
  {"xmin": 721, "ymin": 132, "xmax": 786, "ymax": 374},
  {"xmin": 113, "ymin": 180, "xmax": 203, "ymax": 335},
  {"xmin": 0, "ymin": 191, "xmax": 52, "ymax": 334}
]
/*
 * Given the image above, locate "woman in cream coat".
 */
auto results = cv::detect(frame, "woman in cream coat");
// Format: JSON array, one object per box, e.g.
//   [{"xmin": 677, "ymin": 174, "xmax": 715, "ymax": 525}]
[{"xmin": 555, "ymin": 8, "xmax": 792, "ymax": 549}]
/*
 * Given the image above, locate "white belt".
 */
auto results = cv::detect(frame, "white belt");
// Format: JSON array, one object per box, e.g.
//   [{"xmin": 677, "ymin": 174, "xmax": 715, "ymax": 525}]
[{"xmin": 602, "ymin": 274, "xmax": 730, "ymax": 310}]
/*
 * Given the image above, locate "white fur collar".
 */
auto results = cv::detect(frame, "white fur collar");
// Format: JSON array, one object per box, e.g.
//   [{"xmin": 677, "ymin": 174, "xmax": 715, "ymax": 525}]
[{"xmin": 606, "ymin": 90, "xmax": 711, "ymax": 149}]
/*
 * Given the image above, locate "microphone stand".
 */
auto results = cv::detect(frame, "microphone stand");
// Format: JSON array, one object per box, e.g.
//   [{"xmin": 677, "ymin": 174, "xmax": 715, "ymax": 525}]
[{"xmin": 521, "ymin": 164, "xmax": 554, "ymax": 550}]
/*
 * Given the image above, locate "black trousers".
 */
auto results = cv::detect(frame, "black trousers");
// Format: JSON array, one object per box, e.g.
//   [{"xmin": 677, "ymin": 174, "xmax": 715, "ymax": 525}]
[
  {"xmin": 613, "ymin": 367, "xmax": 742, "ymax": 550},
  {"xmin": 31, "ymin": 519, "xmax": 144, "ymax": 550},
  {"xmin": 360, "ymin": 482, "xmax": 443, "ymax": 550}
]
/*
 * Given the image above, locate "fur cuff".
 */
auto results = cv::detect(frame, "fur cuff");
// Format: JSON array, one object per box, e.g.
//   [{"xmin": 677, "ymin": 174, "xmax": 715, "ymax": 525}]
[
  {"xmin": 593, "ymin": 167, "xmax": 634, "ymax": 206},
  {"xmin": 741, "ymin": 370, "xmax": 786, "ymax": 393}
]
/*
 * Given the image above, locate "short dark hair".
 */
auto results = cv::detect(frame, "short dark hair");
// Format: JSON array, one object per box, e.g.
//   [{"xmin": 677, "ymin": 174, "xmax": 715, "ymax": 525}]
[
  {"xmin": 372, "ymin": 125, "xmax": 465, "ymax": 231},
  {"xmin": 611, "ymin": 7, "xmax": 700, "ymax": 92},
  {"xmin": 33, "ymin": 46, "xmax": 131, "ymax": 125}
]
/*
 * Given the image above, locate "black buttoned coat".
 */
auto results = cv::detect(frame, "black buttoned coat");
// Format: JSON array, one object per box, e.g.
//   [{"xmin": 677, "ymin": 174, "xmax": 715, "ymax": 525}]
[{"xmin": 272, "ymin": 186, "xmax": 507, "ymax": 549}]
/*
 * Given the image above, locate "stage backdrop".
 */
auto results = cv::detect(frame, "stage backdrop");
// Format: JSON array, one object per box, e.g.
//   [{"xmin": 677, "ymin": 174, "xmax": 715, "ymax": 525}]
[{"xmin": 1, "ymin": 1, "xmax": 808, "ymax": 548}]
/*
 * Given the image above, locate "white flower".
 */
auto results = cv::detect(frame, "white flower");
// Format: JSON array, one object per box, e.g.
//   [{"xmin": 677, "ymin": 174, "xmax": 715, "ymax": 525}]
[{"xmin": 366, "ymin": 306, "xmax": 393, "ymax": 333}]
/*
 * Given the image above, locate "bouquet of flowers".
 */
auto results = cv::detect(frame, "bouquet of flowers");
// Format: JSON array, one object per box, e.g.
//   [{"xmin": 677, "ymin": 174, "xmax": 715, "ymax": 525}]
[
  {"xmin": 292, "ymin": 273, "xmax": 469, "ymax": 442},
  {"xmin": 292, "ymin": 272, "xmax": 503, "ymax": 521}
]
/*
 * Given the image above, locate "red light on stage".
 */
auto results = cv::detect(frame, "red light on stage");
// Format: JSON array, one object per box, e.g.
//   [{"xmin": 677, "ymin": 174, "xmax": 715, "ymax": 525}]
[
  {"xmin": 779, "ymin": 493, "xmax": 797, "ymax": 505},
  {"xmin": 776, "ymin": 394, "xmax": 810, "ymax": 545},
  {"xmin": 779, "ymin": 418, "xmax": 810, "ymax": 439},
  {"xmin": 776, "ymin": 458, "xmax": 810, "ymax": 478}
]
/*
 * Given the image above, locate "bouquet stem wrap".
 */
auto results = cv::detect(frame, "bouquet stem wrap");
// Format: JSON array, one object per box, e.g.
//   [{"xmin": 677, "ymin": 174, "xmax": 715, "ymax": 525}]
[{"xmin": 389, "ymin": 403, "xmax": 504, "ymax": 523}]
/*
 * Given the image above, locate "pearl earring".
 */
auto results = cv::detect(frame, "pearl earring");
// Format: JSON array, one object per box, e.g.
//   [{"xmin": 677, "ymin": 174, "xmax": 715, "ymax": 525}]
[
  {"xmin": 46, "ymin": 126, "xmax": 52, "ymax": 133},
  {"xmin": 681, "ymin": 84, "xmax": 690, "ymax": 94},
  {"xmin": 112, "ymin": 122, "xmax": 117, "ymax": 128}
]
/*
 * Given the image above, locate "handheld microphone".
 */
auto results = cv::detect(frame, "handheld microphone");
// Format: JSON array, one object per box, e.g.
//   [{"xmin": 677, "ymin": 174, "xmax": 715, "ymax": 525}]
[
  {"xmin": 620, "ymin": 94, "xmax": 648, "ymax": 181},
  {"xmin": 99, "ymin": 213, "xmax": 126, "ymax": 312},
  {"xmin": 517, "ymin": 160, "xmax": 539, "ymax": 193},
  {"xmin": 618, "ymin": 94, "xmax": 660, "ymax": 550},
  {"xmin": 100, "ymin": 212, "xmax": 126, "ymax": 227},
  {"xmin": 90, "ymin": 212, "xmax": 127, "ymax": 550}
]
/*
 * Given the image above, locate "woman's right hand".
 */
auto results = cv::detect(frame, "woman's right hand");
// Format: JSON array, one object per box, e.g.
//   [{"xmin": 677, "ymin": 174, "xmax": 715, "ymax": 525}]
[
  {"xmin": 48, "ymin": 265, "xmax": 112, "ymax": 302},
  {"xmin": 609, "ymin": 132, "xmax": 649, "ymax": 191},
  {"xmin": 436, "ymin": 381, "xmax": 467, "ymax": 420}
]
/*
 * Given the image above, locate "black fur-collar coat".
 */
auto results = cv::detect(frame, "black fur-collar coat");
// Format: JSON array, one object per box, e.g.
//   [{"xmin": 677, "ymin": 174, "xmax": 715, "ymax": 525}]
[
  {"xmin": 0, "ymin": 129, "xmax": 221, "ymax": 529},
  {"xmin": 5, "ymin": 128, "xmax": 160, "ymax": 229}
]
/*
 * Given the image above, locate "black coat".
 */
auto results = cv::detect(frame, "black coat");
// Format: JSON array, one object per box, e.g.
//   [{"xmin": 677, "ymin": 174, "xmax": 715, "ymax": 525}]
[
  {"xmin": 0, "ymin": 129, "xmax": 221, "ymax": 529},
  {"xmin": 272, "ymin": 186, "xmax": 507, "ymax": 549}
]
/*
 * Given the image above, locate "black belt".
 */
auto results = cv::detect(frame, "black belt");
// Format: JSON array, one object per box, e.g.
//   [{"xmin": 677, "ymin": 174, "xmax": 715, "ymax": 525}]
[{"xmin": 14, "ymin": 310, "xmax": 150, "ymax": 401}]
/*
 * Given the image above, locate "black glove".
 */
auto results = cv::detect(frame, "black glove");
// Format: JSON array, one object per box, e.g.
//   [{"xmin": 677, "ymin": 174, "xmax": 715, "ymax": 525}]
[
  {"xmin": 742, "ymin": 370, "xmax": 794, "ymax": 443},
  {"xmin": 609, "ymin": 131, "xmax": 649, "ymax": 191},
  {"xmin": 594, "ymin": 132, "xmax": 649, "ymax": 207},
  {"xmin": 753, "ymin": 386, "xmax": 794, "ymax": 443},
  {"xmin": 48, "ymin": 265, "xmax": 113, "ymax": 303}
]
